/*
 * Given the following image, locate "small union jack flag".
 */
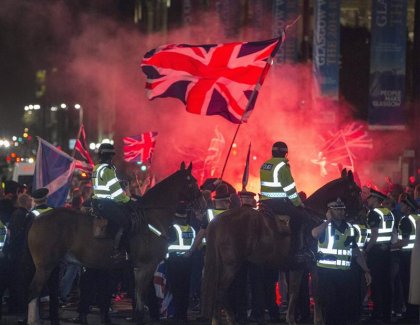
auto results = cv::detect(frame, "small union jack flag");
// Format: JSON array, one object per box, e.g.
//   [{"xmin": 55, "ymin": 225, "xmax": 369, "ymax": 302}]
[
  {"xmin": 123, "ymin": 131, "xmax": 158, "ymax": 163},
  {"xmin": 141, "ymin": 36, "xmax": 283, "ymax": 124},
  {"xmin": 74, "ymin": 124, "xmax": 94, "ymax": 172}
]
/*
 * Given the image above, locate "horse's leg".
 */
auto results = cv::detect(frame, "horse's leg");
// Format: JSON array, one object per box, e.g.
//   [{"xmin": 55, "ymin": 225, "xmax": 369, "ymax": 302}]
[
  {"xmin": 216, "ymin": 264, "xmax": 241, "ymax": 325},
  {"xmin": 27, "ymin": 267, "xmax": 52, "ymax": 325},
  {"xmin": 286, "ymin": 268, "xmax": 304, "ymax": 325},
  {"xmin": 133, "ymin": 261, "xmax": 159, "ymax": 325}
]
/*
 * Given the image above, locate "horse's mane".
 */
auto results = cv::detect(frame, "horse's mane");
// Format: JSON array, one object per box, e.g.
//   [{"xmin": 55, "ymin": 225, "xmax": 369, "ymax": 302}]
[{"xmin": 142, "ymin": 169, "xmax": 184, "ymax": 201}]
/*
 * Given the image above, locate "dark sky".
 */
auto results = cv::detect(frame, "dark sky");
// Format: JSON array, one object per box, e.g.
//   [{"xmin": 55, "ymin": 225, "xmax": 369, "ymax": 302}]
[{"xmin": 0, "ymin": 0, "xmax": 133, "ymax": 136}]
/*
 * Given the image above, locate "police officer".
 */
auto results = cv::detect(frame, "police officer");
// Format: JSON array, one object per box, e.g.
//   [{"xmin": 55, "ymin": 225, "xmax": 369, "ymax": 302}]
[
  {"xmin": 312, "ymin": 198, "xmax": 371, "ymax": 325},
  {"xmin": 392, "ymin": 195, "xmax": 419, "ymax": 322},
  {"xmin": 166, "ymin": 202, "xmax": 196, "ymax": 323},
  {"xmin": 92, "ymin": 143, "xmax": 135, "ymax": 259},
  {"xmin": 30, "ymin": 188, "xmax": 60, "ymax": 325},
  {"xmin": 31, "ymin": 188, "xmax": 53, "ymax": 217},
  {"xmin": 260, "ymin": 141, "xmax": 311, "ymax": 261},
  {"xmin": 364, "ymin": 188, "xmax": 395, "ymax": 323}
]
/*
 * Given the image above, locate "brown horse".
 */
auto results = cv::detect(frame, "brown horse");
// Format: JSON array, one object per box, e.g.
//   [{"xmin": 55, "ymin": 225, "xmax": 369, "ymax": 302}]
[
  {"xmin": 26, "ymin": 162, "xmax": 205, "ymax": 325},
  {"xmin": 202, "ymin": 170, "xmax": 362, "ymax": 325}
]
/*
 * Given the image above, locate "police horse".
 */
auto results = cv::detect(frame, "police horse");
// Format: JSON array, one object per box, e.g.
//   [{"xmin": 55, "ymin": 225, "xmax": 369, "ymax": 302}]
[
  {"xmin": 202, "ymin": 170, "xmax": 363, "ymax": 325},
  {"xmin": 26, "ymin": 162, "xmax": 205, "ymax": 325}
]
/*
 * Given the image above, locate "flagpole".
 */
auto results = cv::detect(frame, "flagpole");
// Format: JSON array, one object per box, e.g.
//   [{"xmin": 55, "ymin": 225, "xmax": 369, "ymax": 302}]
[
  {"xmin": 220, "ymin": 31, "xmax": 286, "ymax": 180},
  {"xmin": 72, "ymin": 124, "xmax": 83, "ymax": 158}
]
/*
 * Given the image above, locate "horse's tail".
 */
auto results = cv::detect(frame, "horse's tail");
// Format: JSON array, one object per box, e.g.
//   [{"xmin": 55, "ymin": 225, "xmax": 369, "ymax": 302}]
[{"xmin": 201, "ymin": 223, "xmax": 220, "ymax": 319}]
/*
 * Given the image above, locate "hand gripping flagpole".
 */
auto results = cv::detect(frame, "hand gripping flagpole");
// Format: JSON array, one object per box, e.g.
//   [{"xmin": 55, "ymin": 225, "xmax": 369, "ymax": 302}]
[{"xmin": 219, "ymin": 31, "xmax": 286, "ymax": 180}]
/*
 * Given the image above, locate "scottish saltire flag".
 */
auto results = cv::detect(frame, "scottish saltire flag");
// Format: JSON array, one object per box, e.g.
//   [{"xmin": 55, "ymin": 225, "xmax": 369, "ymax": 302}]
[
  {"xmin": 33, "ymin": 137, "xmax": 76, "ymax": 207},
  {"xmin": 141, "ymin": 36, "xmax": 283, "ymax": 123},
  {"xmin": 123, "ymin": 131, "xmax": 158, "ymax": 163},
  {"xmin": 74, "ymin": 124, "xmax": 94, "ymax": 172}
]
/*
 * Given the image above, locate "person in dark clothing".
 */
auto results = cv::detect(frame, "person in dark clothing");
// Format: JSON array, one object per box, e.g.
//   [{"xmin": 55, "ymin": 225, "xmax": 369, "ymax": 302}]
[
  {"xmin": 0, "ymin": 180, "xmax": 19, "ymax": 318},
  {"xmin": 0, "ymin": 180, "xmax": 19, "ymax": 225},
  {"xmin": 7, "ymin": 193, "xmax": 33, "ymax": 315},
  {"xmin": 74, "ymin": 267, "xmax": 116, "ymax": 324}
]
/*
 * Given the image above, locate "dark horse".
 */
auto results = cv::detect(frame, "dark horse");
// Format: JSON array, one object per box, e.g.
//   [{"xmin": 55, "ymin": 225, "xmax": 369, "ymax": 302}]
[
  {"xmin": 202, "ymin": 170, "xmax": 362, "ymax": 325},
  {"xmin": 26, "ymin": 162, "xmax": 205, "ymax": 325}
]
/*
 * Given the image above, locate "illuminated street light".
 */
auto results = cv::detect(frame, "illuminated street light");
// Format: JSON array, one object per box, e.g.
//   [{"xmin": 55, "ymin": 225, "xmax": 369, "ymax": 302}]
[
  {"xmin": 74, "ymin": 104, "xmax": 81, "ymax": 109},
  {"xmin": 24, "ymin": 106, "xmax": 29, "ymax": 111},
  {"xmin": 34, "ymin": 104, "xmax": 41, "ymax": 110},
  {"xmin": 89, "ymin": 142, "xmax": 96, "ymax": 150},
  {"xmin": 51, "ymin": 106, "xmax": 58, "ymax": 111},
  {"xmin": 60, "ymin": 103, "xmax": 67, "ymax": 109}
]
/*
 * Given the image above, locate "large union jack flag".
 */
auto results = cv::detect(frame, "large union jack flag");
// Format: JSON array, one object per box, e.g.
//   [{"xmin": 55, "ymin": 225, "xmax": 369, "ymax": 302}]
[
  {"xmin": 123, "ymin": 131, "xmax": 158, "ymax": 163},
  {"xmin": 141, "ymin": 37, "xmax": 283, "ymax": 123}
]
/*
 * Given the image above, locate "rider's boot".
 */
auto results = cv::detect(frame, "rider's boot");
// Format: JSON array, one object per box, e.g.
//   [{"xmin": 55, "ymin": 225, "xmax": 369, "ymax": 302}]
[{"xmin": 110, "ymin": 227, "xmax": 126, "ymax": 260}]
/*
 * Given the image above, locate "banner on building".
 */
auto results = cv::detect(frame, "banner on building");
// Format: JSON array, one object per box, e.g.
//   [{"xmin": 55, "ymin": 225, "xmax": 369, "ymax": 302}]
[
  {"xmin": 368, "ymin": 0, "xmax": 407, "ymax": 129},
  {"xmin": 272, "ymin": 0, "xmax": 299, "ymax": 64},
  {"xmin": 313, "ymin": 0, "xmax": 340, "ymax": 99}
]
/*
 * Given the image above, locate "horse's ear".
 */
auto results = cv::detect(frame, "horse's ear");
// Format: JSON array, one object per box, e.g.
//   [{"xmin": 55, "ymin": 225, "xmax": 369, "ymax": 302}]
[
  {"xmin": 180, "ymin": 161, "xmax": 186, "ymax": 170},
  {"xmin": 187, "ymin": 162, "xmax": 192, "ymax": 172},
  {"xmin": 347, "ymin": 170, "xmax": 354, "ymax": 182},
  {"xmin": 341, "ymin": 168, "xmax": 347, "ymax": 178}
]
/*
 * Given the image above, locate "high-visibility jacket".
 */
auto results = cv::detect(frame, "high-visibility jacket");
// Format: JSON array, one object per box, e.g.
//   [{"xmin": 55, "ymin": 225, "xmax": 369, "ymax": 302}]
[
  {"xmin": 370, "ymin": 207, "xmax": 394, "ymax": 243},
  {"xmin": 92, "ymin": 163, "xmax": 129, "ymax": 203},
  {"xmin": 207, "ymin": 209, "xmax": 226, "ymax": 223},
  {"xmin": 398, "ymin": 214, "xmax": 420, "ymax": 250},
  {"xmin": 317, "ymin": 222, "xmax": 354, "ymax": 270},
  {"xmin": 353, "ymin": 223, "xmax": 368, "ymax": 251},
  {"xmin": 31, "ymin": 206, "xmax": 53, "ymax": 218},
  {"xmin": 260, "ymin": 157, "xmax": 302, "ymax": 206},
  {"xmin": 168, "ymin": 224, "xmax": 196, "ymax": 253},
  {"xmin": 0, "ymin": 220, "xmax": 7, "ymax": 252}
]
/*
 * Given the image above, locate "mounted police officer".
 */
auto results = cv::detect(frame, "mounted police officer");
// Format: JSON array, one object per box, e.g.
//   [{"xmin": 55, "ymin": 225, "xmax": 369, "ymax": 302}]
[
  {"xmin": 364, "ymin": 188, "xmax": 395, "ymax": 323},
  {"xmin": 92, "ymin": 143, "xmax": 135, "ymax": 260},
  {"xmin": 312, "ymin": 198, "xmax": 371, "ymax": 325},
  {"xmin": 260, "ymin": 141, "xmax": 312, "ymax": 262}
]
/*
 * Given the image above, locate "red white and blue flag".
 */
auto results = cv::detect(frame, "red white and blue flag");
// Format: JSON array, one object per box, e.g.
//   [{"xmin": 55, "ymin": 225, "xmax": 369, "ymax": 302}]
[
  {"xmin": 123, "ymin": 131, "xmax": 158, "ymax": 163},
  {"xmin": 74, "ymin": 124, "xmax": 94, "ymax": 172},
  {"xmin": 141, "ymin": 37, "xmax": 283, "ymax": 123}
]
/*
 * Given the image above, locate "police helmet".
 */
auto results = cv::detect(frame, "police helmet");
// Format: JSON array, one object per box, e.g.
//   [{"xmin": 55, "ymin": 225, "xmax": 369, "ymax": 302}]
[
  {"xmin": 98, "ymin": 143, "xmax": 116, "ymax": 158},
  {"xmin": 272, "ymin": 141, "xmax": 288, "ymax": 157}
]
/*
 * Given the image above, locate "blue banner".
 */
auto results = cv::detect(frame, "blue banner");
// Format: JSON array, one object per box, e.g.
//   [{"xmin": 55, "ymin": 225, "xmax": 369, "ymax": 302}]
[
  {"xmin": 272, "ymin": 0, "xmax": 299, "ymax": 64},
  {"xmin": 368, "ymin": 0, "xmax": 407, "ymax": 129},
  {"xmin": 313, "ymin": 0, "xmax": 340, "ymax": 99}
]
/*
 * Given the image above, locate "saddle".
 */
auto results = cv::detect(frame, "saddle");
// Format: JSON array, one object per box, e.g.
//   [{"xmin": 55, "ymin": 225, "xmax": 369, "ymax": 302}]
[{"xmin": 258, "ymin": 204, "xmax": 291, "ymax": 235}]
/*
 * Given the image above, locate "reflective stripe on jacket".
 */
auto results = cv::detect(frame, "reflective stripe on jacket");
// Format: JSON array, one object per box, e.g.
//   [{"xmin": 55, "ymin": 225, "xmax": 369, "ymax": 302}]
[
  {"xmin": 398, "ymin": 214, "xmax": 420, "ymax": 250},
  {"xmin": 353, "ymin": 223, "xmax": 368, "ymax": 250},
  {"xmin": 260, "ymin": 157, "xmax": 302, "ymax": 206},
  {"xmin": 32, "ymin": 207, "xmax": 53, "ymax": 218},
  {"xmin": 168, "ymin": 224, "xmax": 196, "ymax": 252},
  {"xmin": 92, "ymin": 163, "xmax": 129, "ymax": 203},
  {"xmin": 372, "ymin": 207, "xmax": 394, "ymax": 243},
  {"xmin": 207, "ymin": 209, "xmax": 226, "ymax": 223},
  {"xmin": 317, "ymin": 222, "xmax": 354, "ymax": 270},
  {"xmin": 0, "ymin": 221, "xmax": 7, "ymax": 251}
]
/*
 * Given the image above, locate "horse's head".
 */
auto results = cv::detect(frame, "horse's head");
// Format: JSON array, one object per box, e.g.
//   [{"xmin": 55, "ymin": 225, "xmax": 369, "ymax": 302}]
[
  {"xmin": 306, "ymin": 169, "xmax": 363, "ymax": 217},
  {"xmin": 177, "ymin": 162, "xmax": 207, "ymax": 211}
]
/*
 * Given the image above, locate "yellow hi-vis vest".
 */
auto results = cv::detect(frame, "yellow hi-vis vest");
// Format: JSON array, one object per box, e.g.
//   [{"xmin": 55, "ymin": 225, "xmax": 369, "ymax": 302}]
[
  {"xmin": 32, "ymin": 207, "xmax": 53, "ymax": 218},
  {"xmin": 92, "ymin": 163, "xmax": 129, "ymax": 203},
  {"xmin": 0, "ymin": 221, "xmax": 7, "ymax": 252},
  {"xmin": 398, "ymin": 214, "xmax": 420, "ymax": 250},
  {"xmin": 260, "ymin": 158, "xmax": 301, "ymax": 206},
  {"xmin": 317, "ymin": 222, "xmax": 354, "ymax": 270},
  {"xmin": 353, "ymin": 223, "xmax": 368, "ymax": 251},
  {"xmin": 372, "ymin": 207, "xmax": 394, "ymax": 243},
  {"xmin": 168, "ymin": 224, "xmax": 196, "ymax": 254},
  {"xmin": 207, "ymin": 209, "xmax": 226, "ymax": 223}
]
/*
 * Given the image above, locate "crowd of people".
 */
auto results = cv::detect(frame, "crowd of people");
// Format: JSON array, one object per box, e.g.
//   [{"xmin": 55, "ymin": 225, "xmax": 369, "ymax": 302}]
[{"xmin": 0, "ymin": 141, "xmax": 419, "ymax": 325}]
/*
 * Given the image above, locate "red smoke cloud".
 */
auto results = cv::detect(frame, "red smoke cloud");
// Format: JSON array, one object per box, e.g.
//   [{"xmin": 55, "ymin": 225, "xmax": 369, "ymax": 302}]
[{"xmin": 3, "ymin": 1, "xmax": 417, "ymax": 194}]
